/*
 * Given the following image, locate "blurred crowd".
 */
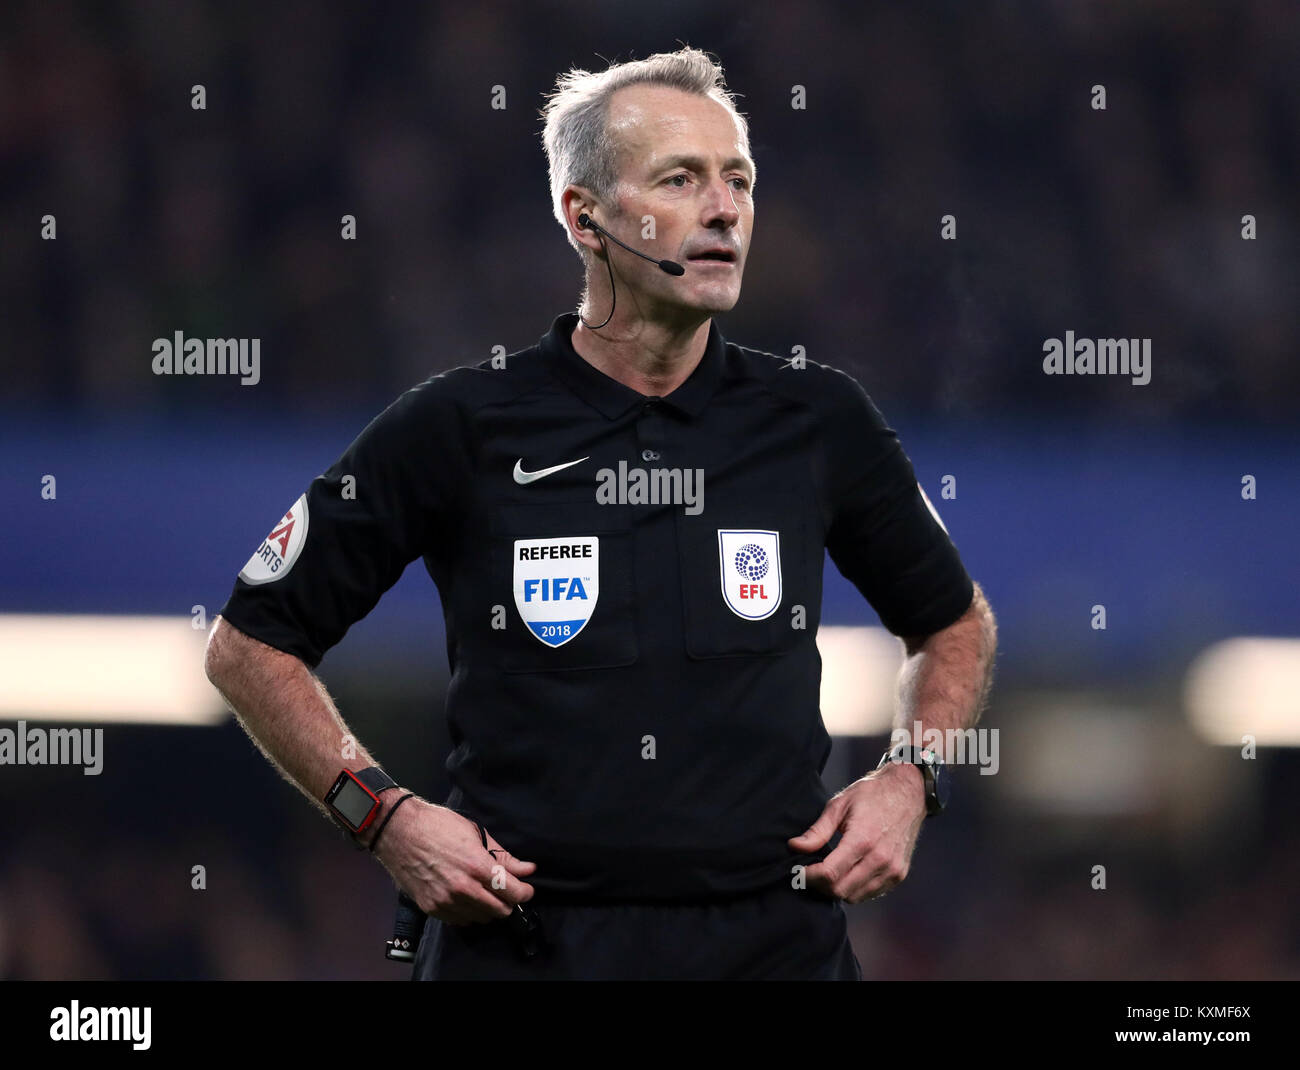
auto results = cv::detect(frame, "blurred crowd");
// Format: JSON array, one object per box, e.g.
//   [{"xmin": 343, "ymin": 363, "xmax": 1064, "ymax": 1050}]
[{"xmin": 2, "ymin": 1, "xmax": 1296, "ymax": 421}]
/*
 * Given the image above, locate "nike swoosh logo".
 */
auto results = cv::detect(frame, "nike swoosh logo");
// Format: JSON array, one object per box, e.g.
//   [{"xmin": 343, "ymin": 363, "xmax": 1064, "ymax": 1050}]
[{"xmin": 513, "ymin": 456, "xmax": 589, "ymax": 484}]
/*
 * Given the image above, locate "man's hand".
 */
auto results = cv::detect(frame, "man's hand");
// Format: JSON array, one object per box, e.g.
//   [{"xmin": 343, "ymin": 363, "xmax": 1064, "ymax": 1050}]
[
  {"xmin": 372, "ymin": 798, "xmax": 537, "ymax": 925},
  {"xmin": 787, "ymin": 760, "xmax": 927, "ymax": 903}
]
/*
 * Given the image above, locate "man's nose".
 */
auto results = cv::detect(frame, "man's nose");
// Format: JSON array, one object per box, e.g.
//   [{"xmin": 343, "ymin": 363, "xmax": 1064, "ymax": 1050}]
[{"xmin": 701, "ymin": 177, "xmax": 741, "ymax": 228}]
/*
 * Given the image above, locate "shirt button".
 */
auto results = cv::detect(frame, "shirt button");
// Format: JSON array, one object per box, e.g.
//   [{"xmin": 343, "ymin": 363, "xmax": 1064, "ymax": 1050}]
[{"xmin": 641, "ymin": 449, "xmax": 660, "ymax": 462}]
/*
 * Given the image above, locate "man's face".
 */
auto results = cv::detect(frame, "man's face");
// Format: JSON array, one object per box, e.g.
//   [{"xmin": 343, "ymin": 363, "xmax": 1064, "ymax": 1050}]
[{"xmin": 593, "ymin": 84, "xmax": 755, "ymax": 318}]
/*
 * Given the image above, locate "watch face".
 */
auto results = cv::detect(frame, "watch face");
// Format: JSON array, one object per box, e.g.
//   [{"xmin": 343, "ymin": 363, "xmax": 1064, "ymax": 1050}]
[{"xmin": 330, "ymin": 777, "xmax": 377, "ymax": 829}]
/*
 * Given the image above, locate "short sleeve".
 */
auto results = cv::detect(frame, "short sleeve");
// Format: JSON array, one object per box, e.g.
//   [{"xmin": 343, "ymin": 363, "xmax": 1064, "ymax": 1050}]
[
  {"xmin": 218, "ymin": 377, "xmax": 464, "ymax": 667},
  {"xmin": 822, "ymin": 371, "xmax": 973, "ymax": 638}
]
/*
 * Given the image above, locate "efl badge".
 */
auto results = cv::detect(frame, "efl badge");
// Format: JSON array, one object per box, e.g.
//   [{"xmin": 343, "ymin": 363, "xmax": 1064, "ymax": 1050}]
[
  {"xmin": 718, "ymin": 529, "xmax": 782, "ymax": 620},
  {"xmin": 513, "ymin": 536, "xmax": 599, "ymax": 647},
  {"xmin": 239, "ymin": 494, "xmax": 309, "ymax": 585}
]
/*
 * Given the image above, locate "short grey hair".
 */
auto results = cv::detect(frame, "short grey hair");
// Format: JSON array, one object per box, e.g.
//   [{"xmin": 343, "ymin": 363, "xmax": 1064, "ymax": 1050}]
[{"xmin": 540, "ymin": 46, "xmax": 755, "ymax": 260}]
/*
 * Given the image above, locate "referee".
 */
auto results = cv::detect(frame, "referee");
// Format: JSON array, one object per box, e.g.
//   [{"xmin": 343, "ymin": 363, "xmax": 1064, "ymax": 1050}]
[{"xmin": 205, "ymin": 46, "xmax": 997, "ymax": 981}]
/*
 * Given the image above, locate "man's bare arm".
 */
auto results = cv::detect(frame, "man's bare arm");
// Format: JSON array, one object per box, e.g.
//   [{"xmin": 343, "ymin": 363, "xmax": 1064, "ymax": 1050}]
[
  {"xmin": 203, "ymin": 615, "xmax": 535, "ymax": 923},
  {"xmin": 892, "ymin": 580, "xmax": 998, "ymax": 764},
  {"xmin": 203, "ymin": 615, "xmax": 382, "ymax": 825},
  {"xmin": 790, "ymin": 581, "xmax": 998, "ymax": 901}
]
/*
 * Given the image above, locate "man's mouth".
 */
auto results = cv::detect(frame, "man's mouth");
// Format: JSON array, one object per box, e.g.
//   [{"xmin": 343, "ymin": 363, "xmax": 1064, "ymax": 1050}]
[{"xmin": 686, "ymin": 249, "xmax": 738, "ymax": 264}]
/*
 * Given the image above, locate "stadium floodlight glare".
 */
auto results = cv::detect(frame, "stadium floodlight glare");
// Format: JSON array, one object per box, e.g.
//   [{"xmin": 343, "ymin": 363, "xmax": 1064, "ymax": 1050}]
[
  {"xmin": 815, "ymin": 625, "xmax": 902, "ymax": 736},
  {"xmin": 0, "ymin": 614, "xmax": 227, "ymax": 725},
  {"xmin": 1184, "ymin": 637, "xmax": 1300, "ymax": 747},
  {"xmin": 1002, "ymin": 701, "xmax": 1154, "ymax": 814}
]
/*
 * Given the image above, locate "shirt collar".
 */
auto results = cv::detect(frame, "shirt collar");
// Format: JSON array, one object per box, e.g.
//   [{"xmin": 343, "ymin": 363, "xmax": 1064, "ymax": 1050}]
[{"xmin": 540, "ymin": 312, "xmax": 727, "ymax": 420}]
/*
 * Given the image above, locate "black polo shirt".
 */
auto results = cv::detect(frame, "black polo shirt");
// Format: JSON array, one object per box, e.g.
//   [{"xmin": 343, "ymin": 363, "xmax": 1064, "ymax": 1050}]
[{"xmin": 219, "ymin": 311, "xmax": 974, "ymax": 901}]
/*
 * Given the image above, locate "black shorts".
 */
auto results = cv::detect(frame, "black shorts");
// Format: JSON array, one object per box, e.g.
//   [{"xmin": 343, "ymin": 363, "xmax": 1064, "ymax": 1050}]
[{"xmin": 410, "ymin": 882, "xmax": 862, "ymax": 981}]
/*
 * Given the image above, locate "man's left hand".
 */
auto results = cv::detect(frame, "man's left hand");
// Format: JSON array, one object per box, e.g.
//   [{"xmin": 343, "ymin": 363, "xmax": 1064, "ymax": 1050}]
[{"xmin": 787, "ymin": 760, "xmax": 927, "ymax": 903}]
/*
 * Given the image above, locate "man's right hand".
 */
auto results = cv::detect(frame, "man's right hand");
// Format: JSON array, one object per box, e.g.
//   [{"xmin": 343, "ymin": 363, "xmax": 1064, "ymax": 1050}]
[{"xmin": 370, "ymin": 797, "xmax": 537, "ymax": 925}]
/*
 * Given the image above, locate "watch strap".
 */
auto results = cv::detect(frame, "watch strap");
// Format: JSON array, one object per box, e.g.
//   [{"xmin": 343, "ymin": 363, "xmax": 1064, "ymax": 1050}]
[
  {"xmin": 877, "ymin": 745, "xmax": 945, "ymax": 817},
  {"xmin": 353, "ymin": 766, "xmax": 399, "ymax": 795}
]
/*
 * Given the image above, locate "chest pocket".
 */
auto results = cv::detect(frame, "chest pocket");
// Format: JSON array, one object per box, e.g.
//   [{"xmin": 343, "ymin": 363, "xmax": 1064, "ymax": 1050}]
[
  {"xmin": 674, "ymin": 488, "xmax": 811, "ymax": 659},
  {"xmin": 489, "ymin": 500, "xmax": 638, "ymax": 673}
]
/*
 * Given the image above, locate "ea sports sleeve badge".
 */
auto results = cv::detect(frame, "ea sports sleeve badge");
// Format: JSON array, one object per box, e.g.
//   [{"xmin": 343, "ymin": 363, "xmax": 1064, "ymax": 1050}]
[{"xmin": 239, "ymin": 493, "xmax": 310, "ymax": 584}]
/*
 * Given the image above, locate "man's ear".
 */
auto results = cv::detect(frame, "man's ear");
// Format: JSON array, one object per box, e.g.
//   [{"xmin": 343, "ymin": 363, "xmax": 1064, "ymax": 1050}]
[{"xmin": 562, "ymin": 186, "xmax": 602, "ymax": 251}]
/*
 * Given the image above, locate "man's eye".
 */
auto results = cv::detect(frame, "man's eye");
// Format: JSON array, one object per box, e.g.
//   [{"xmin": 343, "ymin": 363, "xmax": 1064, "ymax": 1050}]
[
  {"xmin": 667, "ymin": 174, "xmax": 688, "ymax": 187},
  {"xmin": 730, "ymin": 177, "xmax": 751, "ymax": 191}
]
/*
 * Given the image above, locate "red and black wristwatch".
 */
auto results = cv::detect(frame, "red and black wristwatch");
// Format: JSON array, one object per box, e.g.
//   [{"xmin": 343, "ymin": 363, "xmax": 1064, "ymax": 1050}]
[{"xmin": 325, "ymin": 766, "xmax": 399, "ymax": 838}]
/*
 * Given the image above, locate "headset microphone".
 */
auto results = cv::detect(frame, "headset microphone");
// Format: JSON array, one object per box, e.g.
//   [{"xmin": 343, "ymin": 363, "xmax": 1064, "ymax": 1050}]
[
  {"xmin": 577, "ymin": 214, "xmax": 685, "ymax": 276},
  {"xmin": 576, "ymin": 213, "xmax": 686, "ymax": 330}
]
